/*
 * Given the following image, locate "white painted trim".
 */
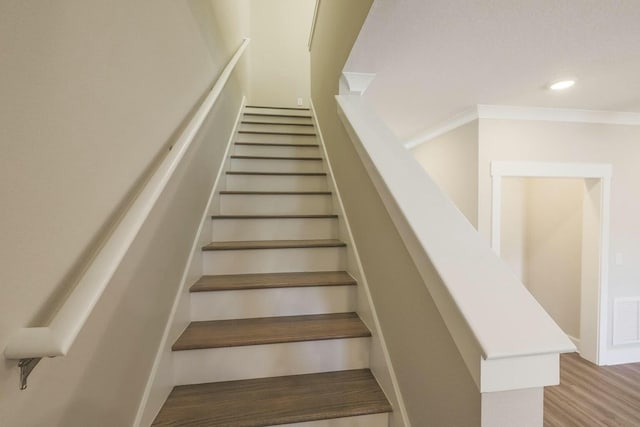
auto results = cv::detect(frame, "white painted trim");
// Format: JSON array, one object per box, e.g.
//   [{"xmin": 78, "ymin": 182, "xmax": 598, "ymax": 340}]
[
  {"xmin": 310, "ymin": 99, "xmax": 410, "ymax": 427},
  {"xmin": 337, "ymin": 95, "xmax": 574, "ymax": 393},
  {"xmin": 404, "ymin": 110, "xmax": 478, "ymax": 150},
  {"xmin": 567, "ymin": 335, "xmax": 581, "ymax": 350},
  {"xmin": 599, "ymin": 174, "xmax": 612, "ymax": 363},
  {"xmin": 480, "ymin": 353, "xmax": 559, "ymax": 393},
  {"xmin": 600, "ymin": 347, "xmax": 640, "ymax": 365},
  {"xmin": 478, "ymin": 104, "xmax": 640, "ymax": 126},
  {"xmin": 340, "ymin": 72, "xmax": 376, "ymax": 96},
  {"xmin": 133, "ymin": 97, "xmax": 246, "ymax": 427},
  {"xmin": 491, "ymin": 175, "xmax": 502, "ymax": 254},
  {"xmin": 612, "ymin": 297, "xmax": 640, "ymax": 346},
  {"xmin": 404, "ymin": 105, "xmax": 640, "ymax": 151},
  {"xmin": 308, "ymin": 0, "xmax": 321, "ymax": 52},
  {"xmin": 491, "ymin": 161, "xmax": 612, "ymax": 179},
  {"xmin": 489, "ymin": 160, "xmax": 612, "ymax": 366},
  {"xmin": 3, "ymin": 38, "xmax": 250, "ymax": 361}
]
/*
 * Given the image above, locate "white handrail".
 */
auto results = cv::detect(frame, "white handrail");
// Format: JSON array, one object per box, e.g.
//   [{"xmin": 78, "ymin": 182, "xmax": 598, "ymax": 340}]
[
  {"xmin": 4, "ymin": 38, "xmax": 250, "ymax": 360},
  {"xmin": 336, "ymin": 94, "xmax": 574, "ymax": 392},
  {"xmin": 308, "ymin": 0, "xmax": 321, "ymax": 51}
]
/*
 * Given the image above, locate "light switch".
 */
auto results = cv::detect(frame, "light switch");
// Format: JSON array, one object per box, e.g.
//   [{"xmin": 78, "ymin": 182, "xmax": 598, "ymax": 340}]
[{"xmin": 615, "ymin": 253, "xmax": 623, "ymax": 265}]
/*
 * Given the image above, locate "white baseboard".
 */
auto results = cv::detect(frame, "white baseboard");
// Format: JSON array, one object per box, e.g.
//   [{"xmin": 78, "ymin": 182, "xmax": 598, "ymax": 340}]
[
  {"xmin": 567, "ymin": 335, "xmax": 581, "ymax": 351},
  {"xmin": 310, "ymin": 99, "xmax": 410, "ymax": 427},
  {"xmin": 600, "ymin": 347, "xmax": 640, "ymax": 365},
  {"xmin": 133, "ymin": 96, "xmax": 246, "ymax": 427}
]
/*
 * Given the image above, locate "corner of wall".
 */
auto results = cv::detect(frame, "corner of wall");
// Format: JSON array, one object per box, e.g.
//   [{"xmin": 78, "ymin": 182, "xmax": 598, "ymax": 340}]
[
  {"xmin": 310, "ymin": 99, "xmax": 410, "ymax": 427},
  {"xmin": 133, "ymin": 97, "xmax": 246, "ymax": 427}
]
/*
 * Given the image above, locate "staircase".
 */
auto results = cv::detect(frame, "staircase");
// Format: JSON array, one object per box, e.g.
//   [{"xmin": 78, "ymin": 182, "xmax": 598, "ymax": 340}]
[{"xmin": 152, "ymin": 106, "xmax": 392, "ymax": 426}]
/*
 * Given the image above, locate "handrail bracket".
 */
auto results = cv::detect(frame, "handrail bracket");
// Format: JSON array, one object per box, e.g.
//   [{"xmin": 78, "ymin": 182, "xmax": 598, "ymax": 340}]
[{"xmin": 18, "ymin": 358, "xmax": 41, "ymax": 390}]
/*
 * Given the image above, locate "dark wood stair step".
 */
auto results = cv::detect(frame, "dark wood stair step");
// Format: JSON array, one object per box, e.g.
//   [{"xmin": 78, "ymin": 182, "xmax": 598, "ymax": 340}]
[
  {"xmin": 226, "ymin": 171, "xmax": 326, "ymax": 176},
  {"xmin": 219, "ymin": 190, "xmax": 331, "ymax": 195},
  {"xmin": 211, "ymin": 214, "xmax": 337, "ymax": 220},
  {"xmin": 151, "ymin": 369, "xmax": 391, "ymax": 426},
  {"xmin": 191, "ymin": 271, "xmax": 356, "ymax": 292},
  {"xmin": 246, "ymin": 105, "xmax": 310, "ymax": 111},
  {"xmin": 230, "ymin": 155, "xmax": 322, "ymax": 161},
  {"xmin": 239, "ymin": 130, "xmax": 316, "ymax": 136},
  {"xmin": 172, "ymin": 313, "xmax": 370, "ymax": 351},
  {"xmin": 242, "ymin": 121, "xmax": 314, "ymax": 127},
  {"xmin": 244, "ymin": 112, "xmax": 313, "ymax": 119},
  {"xmin": 235, "ymin": 141, "xmax": 319, "ymax": 147},
  {"xmin": 202, "ymin": 239, "xmax": 345, "ymax": 251}
]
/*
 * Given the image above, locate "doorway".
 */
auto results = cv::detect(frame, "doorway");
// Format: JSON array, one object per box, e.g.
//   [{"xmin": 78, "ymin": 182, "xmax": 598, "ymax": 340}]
[{"xmin": 490, "ymin": 162, "xmax": 612, "ymax": 365}]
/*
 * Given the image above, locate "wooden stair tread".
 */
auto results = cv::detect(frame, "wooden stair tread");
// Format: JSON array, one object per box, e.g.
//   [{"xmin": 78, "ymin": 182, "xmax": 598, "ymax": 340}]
[
  {"xmin": 238, "ymin": 130, "xmax": 316, "ymax": 136},
  {"xmin": 242, "ymin": 121, "xmax": 314, "ymax": 127},
  {"xmin": 244, "ymin": 112, "xmax": 313, "ymax": 119},
  {"xmin": 151, "ymin": 369, "xmax": 391, "ymax": 426},
  {"xmin": 226, "ymin": 171, "xmax": 326, "ymax": 176},
  {"xmin": 235, "ymin": 141, "xmax": 319, "ymax": 147},
  {"xmin": 202, "ymin": 239, "xmax": 345, "ymax": 251},
  {"xmin": 211, "ymin": 214, "xmax": 337, "ymax": 219},
  {"xmin": 219, "ymin": 190, "xmax": 331, "ymax": 195},
  {"xmin": 191, "ymin": 271, "xmax": 356, "ymax": 292},
  {"xmin": 172, "ymin": 313, "xmax": 370, "ymax": 350},
  {"xmin": 246, "ymin": 105, "xmax": 310, "ymax": 111},
  {"xmin": 230, "ymin": 155, "xmax": 322, "ymax": 161}
]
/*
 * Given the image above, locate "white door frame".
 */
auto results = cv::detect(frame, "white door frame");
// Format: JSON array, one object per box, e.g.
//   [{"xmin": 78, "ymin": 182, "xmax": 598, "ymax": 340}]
[{"xmin": 490, "ymin": 161, "xmax": 612, "ymax": 364}]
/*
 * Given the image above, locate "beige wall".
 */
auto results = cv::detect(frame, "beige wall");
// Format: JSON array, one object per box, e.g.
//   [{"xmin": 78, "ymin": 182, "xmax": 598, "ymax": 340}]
[
  {"xmin": 478, "ymin": 119, "xmax": 640, "ymax": 357},
  {"xmin": 247, "ymin": 0, "xmax": 314, "ymax": 107},
  {"xmin": 526, "ymin": 178, "xmax": 583, "ymax": 340},
  {"xmin": 501, "ymin": 178, "xmax": 528, "ymax": 281},
  {"xmin": 501, "ymin": 178, "xmax": 584, "ymax": 339},
  {"xmin": 0, "ymin": 1, "xmax": 247, "ymax": 425},
  {"xmin": 311, "ymin": 1, "xmax": 480, "ymax": 425},
  {"xmin": 410, "ymin": 121, "xmax": 479, "ymax": 227}
]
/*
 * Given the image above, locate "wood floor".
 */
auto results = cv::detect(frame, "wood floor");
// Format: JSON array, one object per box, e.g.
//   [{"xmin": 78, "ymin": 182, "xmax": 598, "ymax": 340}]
[{"xmin": 544, "ymin": 353, "xmax": 640, "ymax": 426}]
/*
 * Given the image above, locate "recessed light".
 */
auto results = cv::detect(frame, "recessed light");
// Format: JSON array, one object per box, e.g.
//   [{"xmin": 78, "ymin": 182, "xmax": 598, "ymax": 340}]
[{"xmin": 549, "ymin": 80, "xmax": 576, "ymax": 91}]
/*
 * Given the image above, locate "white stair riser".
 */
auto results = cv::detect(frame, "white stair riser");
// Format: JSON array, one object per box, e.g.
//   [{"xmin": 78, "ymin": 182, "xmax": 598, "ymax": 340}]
[
  {"xmin": 237, "ymin": 133, "xmax": 317, "ymax": 145},
  {"xmin": 173, "ymin": 338, "xmax": 369, "ymax": 385},
  {"xmin": 243, "ymin": 115, "xmax": 312, "ymax": 125},
  {"xmin": 275, "ymin": 414, "xmax": 389, "ymax": 427},
  {"xmin": 240, "ymin": 123, "xmax": 316, "ymax": 135},
  {"xmin": 202, "ymin": 247, "xmax": 346, "ymax": 275},
  {"xmin": 220, "ymin": 194, "xmax": 333, "ymax": 215},
  {"xmin": 190, "ymin": 286, "xmax": 357, "ymax": 321},
  {"xmin": 230, "ymin": 158, "xmax": 324, "ymax": 173},
  {"xmin": 212, "ymin": 217, "xmax": 338, "ymax": 241},
  {"xmin": 244, "ymin": 107, "xmax": 311, "ymax": 117},
  {"xmin": 234, "ymin": 144, "xmax": 320, "ymax": 158},
  {"xmin": 225, "ymin": 174, "xmax": 328, "ymax": 191}
]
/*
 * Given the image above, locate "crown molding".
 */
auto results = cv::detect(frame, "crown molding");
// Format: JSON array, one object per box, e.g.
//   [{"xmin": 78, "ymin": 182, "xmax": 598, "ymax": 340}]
[
  {"xmin": 477, "ymin": 104, "xmax": 640, "ymax": 125},
  {"xmin": 403, "ymin": 109, "xmax": 478, "ymax": 149},
  {"xmin": 403, "ymin": 105, "xmax": 640, "ymax": 150},
  {"xmin": 340, "ymin": 72, "xmax": 377, "ymax": 96}
]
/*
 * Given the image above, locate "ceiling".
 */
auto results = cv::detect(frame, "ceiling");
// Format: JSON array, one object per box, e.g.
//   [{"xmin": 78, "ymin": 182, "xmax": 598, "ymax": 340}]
[{"xmin": 345, "ymin": 0, "xmax": 640, "ymax": 140}]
